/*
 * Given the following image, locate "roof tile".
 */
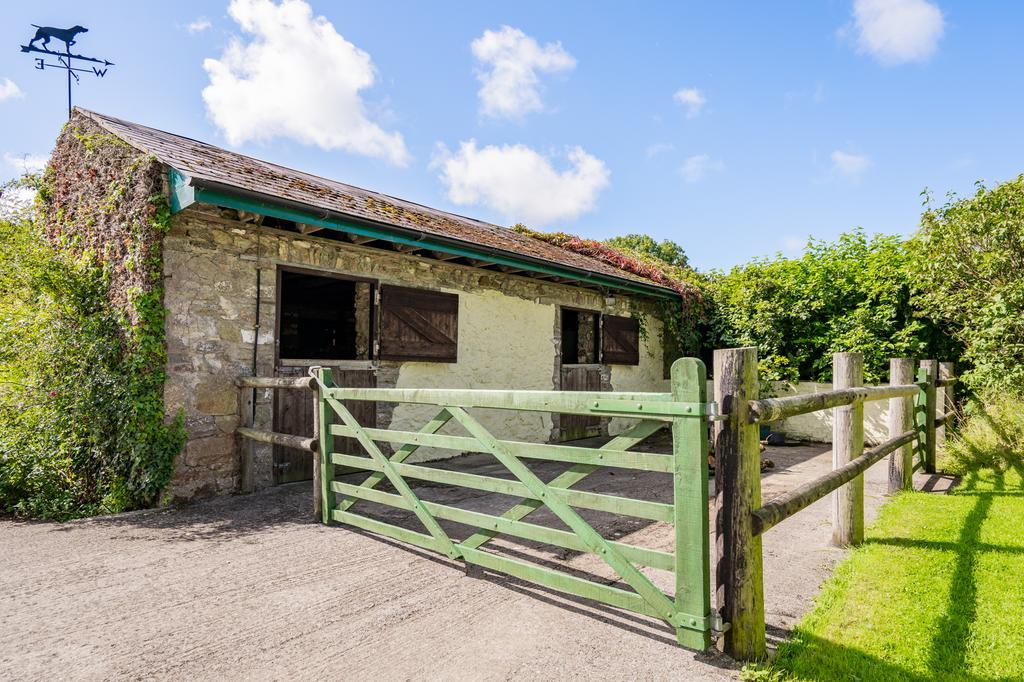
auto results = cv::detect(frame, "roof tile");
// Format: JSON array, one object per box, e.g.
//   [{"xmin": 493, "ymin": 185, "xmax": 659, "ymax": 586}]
[{"xmin": 77, "ymin": 108, "xmax": 671, "ymax": 293}]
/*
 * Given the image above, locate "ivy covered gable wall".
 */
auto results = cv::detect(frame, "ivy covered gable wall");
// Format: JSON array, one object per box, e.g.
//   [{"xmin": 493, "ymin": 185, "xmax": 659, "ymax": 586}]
[{"xmin": 30, "ymin": 113, "xmax": 186, "ymax": 512}]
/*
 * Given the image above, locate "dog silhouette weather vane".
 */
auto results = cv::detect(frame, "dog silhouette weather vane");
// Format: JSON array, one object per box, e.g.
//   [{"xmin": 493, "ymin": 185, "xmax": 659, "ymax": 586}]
[{"xmin": 20, "ymin": 24, "xmax": 114, "ymax": 119}]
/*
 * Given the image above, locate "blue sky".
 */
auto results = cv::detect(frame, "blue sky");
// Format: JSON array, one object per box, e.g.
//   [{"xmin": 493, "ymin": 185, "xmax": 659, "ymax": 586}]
[{"xmin": 1, "ymin": 1, "xmax": 1021, "ymax": 270}]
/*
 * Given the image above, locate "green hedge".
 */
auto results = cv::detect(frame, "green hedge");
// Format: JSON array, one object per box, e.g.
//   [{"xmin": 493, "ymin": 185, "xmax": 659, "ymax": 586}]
[{"xmin": 0, "ymin": 206, "xmax": 184, "ymax": 520}]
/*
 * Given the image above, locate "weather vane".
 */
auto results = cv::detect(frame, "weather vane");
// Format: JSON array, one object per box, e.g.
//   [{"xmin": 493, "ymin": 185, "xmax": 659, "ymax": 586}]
[{"xmin": 20, "ymin": 24, "xmax": 114, "ymax": 119}]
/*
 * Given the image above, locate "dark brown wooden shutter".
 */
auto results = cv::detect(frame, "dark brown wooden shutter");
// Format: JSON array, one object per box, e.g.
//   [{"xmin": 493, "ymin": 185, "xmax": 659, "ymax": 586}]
[
  {"xmin": 602, "ymin": 315, "xmax": 640, "ymax": 365},
  {"xmin": 379, "ymin": 285, "xmax": 458, "ymax": 362}
]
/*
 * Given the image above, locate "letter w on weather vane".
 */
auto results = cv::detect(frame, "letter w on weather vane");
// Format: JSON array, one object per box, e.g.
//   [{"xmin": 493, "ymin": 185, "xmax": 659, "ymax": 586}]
[{"xmin": 20, "ymin": 24, "xmax": 115, "ymax": 119}]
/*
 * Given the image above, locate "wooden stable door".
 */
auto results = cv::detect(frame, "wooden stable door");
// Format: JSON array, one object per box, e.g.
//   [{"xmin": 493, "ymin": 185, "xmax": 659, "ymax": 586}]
[
  {"xmin": 272, "ymin": 366, "xmax": 376, "ymax": 484},
  {"xmin": 558, "ymin": 365, "xmax": 602, "ymax": 441}
]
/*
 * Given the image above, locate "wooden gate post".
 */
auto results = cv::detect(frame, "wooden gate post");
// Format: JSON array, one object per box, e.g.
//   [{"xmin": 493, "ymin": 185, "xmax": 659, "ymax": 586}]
[
  {"xmin": 312, "ymin": 385, "xmax": 322, "ymax": 521},
  {"xmin": 316, "ymin": 368, "xmax": 336, "ymax": 525},
  {"xmin": 918, "ymin": 360, "xmax": 939, "ymax": 474},
  {"xmin": 713, "ymin": 347, "xmax": 765, "ymax": 660},
  {"xmin": 832, "ymin": 352, "xmax": 864, "ymax": 547},
  {"xmin": 887, "ymin": 358, "xmax": 914, "ymax": 493},
  {"xmin": 938, "ymin": 361, "xmax": 954, "ymax": 448},
  {"xmin": 671, "ymin": 357, "xmax": 711, "ymax": 651}
]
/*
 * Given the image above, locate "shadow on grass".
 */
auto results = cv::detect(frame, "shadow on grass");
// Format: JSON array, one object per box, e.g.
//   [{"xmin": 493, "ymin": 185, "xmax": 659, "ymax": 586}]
[
  {"xmin": 772, "ymin": 468, "xmax": 1024, "ymax": 681},
  {"xmin": 923, "ymin": 472, "xmax": 998, "ymax": 676},
  {"xmin": 774, "ymin": 630, "xmax": 993, "ymax": 682}
]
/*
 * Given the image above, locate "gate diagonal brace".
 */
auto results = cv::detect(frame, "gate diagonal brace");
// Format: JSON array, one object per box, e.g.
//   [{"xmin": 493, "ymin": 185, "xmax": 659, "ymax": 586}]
[
  {"xmin": 444, "ymin": 406, "xmax": 680, "ymax": 625},
  {"xmin": 325, "ymin": 395, "xmax": 460, "ymax": 560},
  {"xmin": 460, "ymin": 419, "xmax": 665, "ymax": 552},
  {"xmin": 335, "ymin": 408, "xmax": 453, "ymax": 514}
]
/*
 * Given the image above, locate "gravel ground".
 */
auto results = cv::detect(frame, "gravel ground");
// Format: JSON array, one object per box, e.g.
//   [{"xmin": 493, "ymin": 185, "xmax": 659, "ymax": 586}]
[{"xmin": 0, "ymin": 442, "xmax": 953, "ymax": 681}]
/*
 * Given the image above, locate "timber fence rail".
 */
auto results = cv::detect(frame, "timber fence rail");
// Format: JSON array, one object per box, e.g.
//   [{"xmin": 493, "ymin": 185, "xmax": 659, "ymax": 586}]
[
  {"xmin": 309, "ymin": 359, "xmax": 718, "ymax": 650},
  {"xmin": 235, "ymin": 376, "xmax": 322, "ymax": 515},
  {"xmin": 713, "ymin": 348, "xmax": 957, "ymax": 661}
]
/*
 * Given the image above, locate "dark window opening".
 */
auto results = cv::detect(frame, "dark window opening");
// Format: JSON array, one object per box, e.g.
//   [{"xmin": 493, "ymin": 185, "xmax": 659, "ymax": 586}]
[
  {"xmin": 279, "ymin": 269, "xmax": 373, "ymax": 361},
  {"xmin": 560, "ymin": 308, "xmax": 600, "ymax": 364}
]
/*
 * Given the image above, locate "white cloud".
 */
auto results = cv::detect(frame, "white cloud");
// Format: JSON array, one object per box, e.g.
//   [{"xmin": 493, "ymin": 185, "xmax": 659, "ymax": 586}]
[
  {"xmin": 645, "ymin": 142, "xmax": 674, "ymax": 159},
  {"xmin": 471, "ymin": 26, "xmax": 576, "ymax": 119},
  {"xmin": 0, "ymin": 79, "xmax": 24, "ymax": 102},
  {"xmin": 849, "ymin": 0, "xmax": 944, "ymax": 65},
  {"xmin": 202, "ymin": 0, "xmax": 409, "ymax": 165},
  {"xmin": 831, "ymin": 149, "xmax": 872, "ymax": 178},
  {"xmin": 679, "ymin": 154, "xmax": 723, "ymax": 182},
  {"xmin": 0, "ymin": 185, "xmax": 35, "ymax": 221},
  {"xmin": 4, "ymin": 152, "xmax": 47, "ymax": 174},
  {"xmin": 673, "ymin": 88, "xmax": 706, "ymax": 118},
  {"xmin": 187, "ymin": 17, "xmax": 212, "ymax": 33},
  {"xmin": 433, "ymin": 141, "xmax": 610, "ymax": 225}
]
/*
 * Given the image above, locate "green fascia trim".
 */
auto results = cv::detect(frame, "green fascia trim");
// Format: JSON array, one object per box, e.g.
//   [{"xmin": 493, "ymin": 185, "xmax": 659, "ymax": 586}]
[
  {"xmin": 166, "ymin": 168, "xmax": 675, "ymax": 300},
  {"xmin": 168, "ymin": 168, "xmax": 195, "ymax": 213}
]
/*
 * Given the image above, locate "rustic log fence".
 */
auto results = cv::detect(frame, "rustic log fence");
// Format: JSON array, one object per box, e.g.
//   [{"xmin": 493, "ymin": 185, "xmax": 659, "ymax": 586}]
[
  {"xmin": 235, "ymin": 375, "xmax": 321, "ymax": 517},
  {"xmin": 713, "ymin": 347, "xmax": 957, "ymax": 660}
]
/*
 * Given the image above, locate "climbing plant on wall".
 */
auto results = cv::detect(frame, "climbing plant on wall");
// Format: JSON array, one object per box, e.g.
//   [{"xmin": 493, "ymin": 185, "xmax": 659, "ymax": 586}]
[
  {"xmin": 0, "ymin": 121, "xmax": 185, "ymax": 520},
  {"xmin": 512, "ymin": 225, "xmax": 708, "ymax": 364}
]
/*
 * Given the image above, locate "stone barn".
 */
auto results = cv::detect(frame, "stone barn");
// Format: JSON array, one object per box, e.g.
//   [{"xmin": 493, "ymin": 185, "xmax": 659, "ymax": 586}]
[{"xmin": 45, "ymin": 109, "xmax": 683, "ymax": 501}]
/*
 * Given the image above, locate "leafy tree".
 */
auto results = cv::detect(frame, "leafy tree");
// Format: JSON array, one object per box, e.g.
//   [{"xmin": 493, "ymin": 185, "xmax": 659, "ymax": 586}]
[
  {"xmin": 605, "ymin": 234, "xmax": 690, "ymax": 269},
  {"xmin": 703, "ymin": 229, "xmax": 957, "ymax": 383},
  {"xmin": 910, "ymin": 177, "xmax": 1024, "ymax": 394},
  {"xmin": 0, "ymin": 183, "xmax": 184, "ymax": 519}
]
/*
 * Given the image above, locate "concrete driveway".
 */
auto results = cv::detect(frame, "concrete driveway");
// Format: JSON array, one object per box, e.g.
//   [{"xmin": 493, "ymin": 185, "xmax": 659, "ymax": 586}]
[{"xmin": 0, "ymin": 443, "xmax": 951, "ymax": 681}]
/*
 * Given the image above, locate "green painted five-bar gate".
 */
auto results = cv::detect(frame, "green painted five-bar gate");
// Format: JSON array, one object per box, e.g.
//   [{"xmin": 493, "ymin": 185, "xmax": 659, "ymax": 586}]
[{"xmin": 312, "ymin": 358, "xmax": 715, "ymax": 649}]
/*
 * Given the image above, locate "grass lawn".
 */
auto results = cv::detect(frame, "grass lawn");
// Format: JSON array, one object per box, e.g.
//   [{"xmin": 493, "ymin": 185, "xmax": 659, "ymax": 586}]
[{"xmin": 754, "ymin": 465, "xmax": 1024, "ymax": 682}]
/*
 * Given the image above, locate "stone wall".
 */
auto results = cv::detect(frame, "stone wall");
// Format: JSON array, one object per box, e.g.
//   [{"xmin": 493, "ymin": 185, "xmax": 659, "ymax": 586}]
[{"xmin": 162, "ymin": 204, "xmax": 667, "ymax": 499}]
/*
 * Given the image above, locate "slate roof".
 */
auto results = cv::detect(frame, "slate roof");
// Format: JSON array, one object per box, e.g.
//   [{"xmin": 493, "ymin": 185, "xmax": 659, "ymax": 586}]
[{"xmin": 77, "ymin": 108, "xmax": 672, "ymax": 294}]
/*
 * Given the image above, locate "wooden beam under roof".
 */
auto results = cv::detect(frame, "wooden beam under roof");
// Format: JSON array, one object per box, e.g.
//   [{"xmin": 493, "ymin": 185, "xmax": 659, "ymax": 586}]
[{"xmin": 346, "ymin": 232, "xmax": 378, "ymax": 245}]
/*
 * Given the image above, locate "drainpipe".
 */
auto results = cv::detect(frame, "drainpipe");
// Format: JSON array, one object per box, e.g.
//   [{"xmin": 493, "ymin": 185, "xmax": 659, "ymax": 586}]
[{"xmin": 250, "ymin": 230, "xmax": 262, "ymax": 422}]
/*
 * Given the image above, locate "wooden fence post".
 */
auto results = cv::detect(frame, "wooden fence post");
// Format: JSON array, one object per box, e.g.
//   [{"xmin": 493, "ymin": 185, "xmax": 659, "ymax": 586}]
[
  {"xmin": 918, "ymin": 360, "xmax": 938, "ymax": 474},
  {"xmin": 713, "ymin": 347, "xmax": 765, "ymax": 661},
  {"xmin": 312, "ymin": 386, "xmax": 322, "ymax": 521},
  {"xmin": 938, "ymin": 361, "xmax": 954, "ymax": 448},
  {"xmin": 832, "ymin": 352, "xmax": 864, "ymax": 547},
  {"xmin": 316, "ymin": 368, "xmax": 335, "ymax": 525},
  {"xmin": 887, "ymin": 358, "xmax": 914, "ymax": 493},
  {"xmin": 238, "ymin": 386, "xmax": 256, "ymax": 494}
]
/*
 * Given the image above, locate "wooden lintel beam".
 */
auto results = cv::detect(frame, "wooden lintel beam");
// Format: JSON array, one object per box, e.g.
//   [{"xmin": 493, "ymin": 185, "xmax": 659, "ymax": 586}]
[{"xmin": 346, "ymin": 233, "xmax": 378, "ymax": 245}]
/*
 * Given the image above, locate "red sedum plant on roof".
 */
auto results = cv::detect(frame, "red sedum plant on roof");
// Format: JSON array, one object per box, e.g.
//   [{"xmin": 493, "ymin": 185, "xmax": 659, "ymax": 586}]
[{"xmin": 512, "ymin": 224, "xmax": 708, "ymax": 360}]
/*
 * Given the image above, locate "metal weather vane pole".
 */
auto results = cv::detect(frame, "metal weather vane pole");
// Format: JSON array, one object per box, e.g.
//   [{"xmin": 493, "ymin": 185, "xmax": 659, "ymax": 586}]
[{"xmin": 19, "ymin": 24, "xmax": 114, "ymax": 119}]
